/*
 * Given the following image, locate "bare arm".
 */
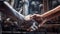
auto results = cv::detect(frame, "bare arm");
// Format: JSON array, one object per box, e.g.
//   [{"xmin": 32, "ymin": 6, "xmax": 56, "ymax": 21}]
[
  {"xmin": 30, "ymin": 5, "xmax": 60, "ymax": 31},
  {"xmin": 41, "ymin": 5, "xmax": 60, "ymax": 19}
]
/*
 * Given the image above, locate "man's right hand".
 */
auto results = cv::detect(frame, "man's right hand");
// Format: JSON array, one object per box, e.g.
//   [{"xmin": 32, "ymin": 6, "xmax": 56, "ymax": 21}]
[
  {"xmin": 32, "ymin": 14, "xmax": 43, "ymax": 23},
  {"xmin": 25, "ymin": 14, "xmax": 45, "ymax": 31}
]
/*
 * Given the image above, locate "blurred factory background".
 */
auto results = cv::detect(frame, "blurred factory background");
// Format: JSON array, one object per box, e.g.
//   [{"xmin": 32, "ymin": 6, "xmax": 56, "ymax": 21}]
[{"xmin": 0, "ymin": 0, "xmax": 60, "ymax": 34}]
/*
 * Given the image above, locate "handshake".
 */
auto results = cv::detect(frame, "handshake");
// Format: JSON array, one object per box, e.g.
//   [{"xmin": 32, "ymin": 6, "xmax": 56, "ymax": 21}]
[
  {"xmin": 1, "ymin": 1, "xmax": 60, "ymax": 32},
  {"xmin": 24, "ymin": 14, "xmax": 44, "ymax": 31},
  {"xmin": 24, "ymin": 5, "xmax": 60, "ymax": 31}
]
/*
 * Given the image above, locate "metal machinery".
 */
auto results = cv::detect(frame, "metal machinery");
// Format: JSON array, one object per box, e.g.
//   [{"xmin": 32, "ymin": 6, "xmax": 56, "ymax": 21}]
[
  {"xmin": 0, "ymin": 1, "xmax": 38, "ymax": 32},
  {"xmin": 0, "ymin": 1, "xmax": 60, "ymax": 31}
]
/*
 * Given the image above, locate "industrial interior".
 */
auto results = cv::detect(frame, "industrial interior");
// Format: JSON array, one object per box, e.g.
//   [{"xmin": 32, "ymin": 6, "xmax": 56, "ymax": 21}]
[{"xmin": 0, "ymin": 0, "xmax": 60, "ymax": 34}]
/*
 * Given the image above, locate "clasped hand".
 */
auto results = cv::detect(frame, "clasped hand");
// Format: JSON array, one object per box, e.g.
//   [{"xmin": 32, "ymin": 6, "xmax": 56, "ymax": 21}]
[{"xmin": 24, "ymin": 14, "xmax": 43, "ymax": 31}]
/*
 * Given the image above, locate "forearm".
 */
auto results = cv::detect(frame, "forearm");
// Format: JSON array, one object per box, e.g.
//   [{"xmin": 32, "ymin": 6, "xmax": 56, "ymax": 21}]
[
  {"xmin": 41, "ymin": 5, "xmax": 60, "ymax": 20},
  {"xmin": 41, "ymin": 5, "xmax": 60, "ymax": 18}
]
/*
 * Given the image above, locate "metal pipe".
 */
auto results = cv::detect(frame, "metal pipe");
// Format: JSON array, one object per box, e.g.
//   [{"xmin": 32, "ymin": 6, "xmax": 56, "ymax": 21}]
[
  {"xmin": 0, "ymin": 1, "xmax": 25, "ymax": 22},
  {"xmin": 0, "ymin": 1, "xmax": 38, "ymax": 31}
]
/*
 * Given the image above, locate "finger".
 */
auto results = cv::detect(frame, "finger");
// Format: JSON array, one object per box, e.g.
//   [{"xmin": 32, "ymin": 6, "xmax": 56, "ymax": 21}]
[
  {"xmin": 25, "ymin": 15, "xmax": 32, "ymax": 21},
  {"xmin": 32, "ymin": 14, "xmax": 42, "ymax": 18}
]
